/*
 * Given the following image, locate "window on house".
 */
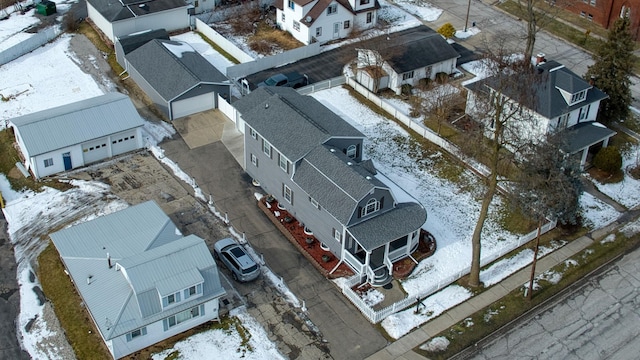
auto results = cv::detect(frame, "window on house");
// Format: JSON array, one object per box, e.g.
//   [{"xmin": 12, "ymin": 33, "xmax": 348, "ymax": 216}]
[
  {"xmin": 587, "ymin": 13, "xmax": 593, "ymax": 21},
  {"xmin": 167, "ymin": 294, "xmax": 175, "ymax": 304},
  {"xmin": 283, "ymin": 184, "xmax": 293, "ymax": 204},
  {"xmin": 361, "ymin": 198, "xmax": 380, "ymax": 217},
  {"xmin": 279, "ymin": 154, "xmax": 290, "ymax": 173},
  {"xmin": 262, "ymin": 139, "xmax": 271, "ymax": 158},
  {"xmin": 310, "ymin": 197, "xmax": 320, "ymax": 209},
  {"xmin": 570, "ymin": 90, "xmax": 586, "ymax": 104},
  {"xmin": 590, "ymin": 0, "xmax": 596, "ymax": 5},
  {"xmin": 251, "ymin": 153, "xmax": 258, "ymax": 167},
  {"xmin": 188, "ymin": 285, "xmax": 197, "ymax": 296},
  {"xmin": 580, "ymin": 11, "xmax": 586, "ymax": 17},
  {"xmin": 282, "ymin": 12, "xmax": 285, "ymax": 22},
  {"xmin": 43, "ymin": 158, "xmax": 54, "ymax": 167},
  {"xmin": 166, "ymin": 306, "xmax": 201, "ymax": 329},
  {"xmin": 344, "ymin": 20, "xmax": 350, "ymax": 29},
  {"xmin": 620, "ymin": 5, "xmax": 629, "ymax": 18},
  {"xmin": 288, "ymin": 0, "xmax": 294, "ymax": 9},
  {"xmin": 126, "ymin": 327, "xmax": 147, "ymax": 342},
  {"xmin": 333, "ymin": 228, "xmax": 341, "ymax": 242},
  {"xmin": 366, "ymin": 12, "xmax": 373, "ymax": 23},
  {"xmin": 293, "ymin": 21, "xmax": 300, "ymax": 31},
  {"xmin": 250, "ymin": 128, "xmax": 257, "ymax": 139},
  {"xmin": 327, "ymin": 4, "xmax": 337, "ymax": 15},
  {"xmin": 360, "ymin": 0, "xmax": 370, "ymax": 4},
  {"xmin": 402, "ymin": 71, "xmax": 414, "ymax": 80},
  {"xmin": 346, "ymin": 144, "xmax": 357, "ymax": 158},
  {"xmin": 316, "ymin": 27, "xmax": 322, "ymax": 37}
]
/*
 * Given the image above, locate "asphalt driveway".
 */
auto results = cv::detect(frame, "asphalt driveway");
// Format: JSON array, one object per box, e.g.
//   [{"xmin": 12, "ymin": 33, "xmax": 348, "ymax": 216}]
[{"xmin": 245, "ymin": 25, "xmax": 478, "ymax": 89}]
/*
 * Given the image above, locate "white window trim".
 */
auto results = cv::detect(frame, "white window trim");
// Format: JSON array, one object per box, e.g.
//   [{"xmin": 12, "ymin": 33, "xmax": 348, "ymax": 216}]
[
  {"xmin": 361, "ymin": 198, "xmax": 380, "ymax": 217},
  {"xmin": 251, "ymin": 153, "xmax": 258, "ymax": 167},
  {"xmin": 334, "ymin": 228, "xmax": 341, "ymax": 242},
  {"xmin": 44, "ymin": 158, "xmax": 54, "ymax": 167},
  {"xmin": 327, "ymin": 4, "xmax": 337, "ymax": 15},
  {"xmin": 250, "ymin": 128, "xmax": 257, "ymax": 140},
  {"xmin": 263, "ymin": 140, "xmax": 272, "ymax": 157},
  {"xmin": 279, "ymin": 154, "xmax": 289, "ymax": 173},
  {"xmin": 346, "ymin": 144, "xmax": 357, "ymax": 158},
  {"xmin": 284, "ymin": 185, "xmax": 292, "ymax": 204}
]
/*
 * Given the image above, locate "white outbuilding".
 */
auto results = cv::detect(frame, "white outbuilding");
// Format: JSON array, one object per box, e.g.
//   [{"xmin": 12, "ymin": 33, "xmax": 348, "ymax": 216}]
[{"xmin": 9, "ymin": 93, "xmax": 144, "ymax": 179}]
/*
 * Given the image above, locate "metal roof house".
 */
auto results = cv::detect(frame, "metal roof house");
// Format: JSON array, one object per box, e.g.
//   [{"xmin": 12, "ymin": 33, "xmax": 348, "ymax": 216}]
[
  {"xmin": 464, "ymin": 58, "xmax": 615, "ymax": 169},
  {"xmin": 49, "ymin": 201, "xmax": 226, "ymax": 360},
  {"xmin": 275, "ymin": 0, "xmax": 380, "ymax": 45},
  {"xmin": 235, "ymin": 87, "xmax": 427, "ymax": 286},
  {"xmin": 356, "ymin": 30, "xmax": 460, "ymax": 94},
  {"xmin": 86, "ymin": 0, "xmax": 190, "ymax": 43},
  {"xmin": 9, "ymin": 93, "xmax": 144, "ymax": 179},
  {"xmin": 124, "ymin": 38, "xmax": 231, "ymax": 120}
]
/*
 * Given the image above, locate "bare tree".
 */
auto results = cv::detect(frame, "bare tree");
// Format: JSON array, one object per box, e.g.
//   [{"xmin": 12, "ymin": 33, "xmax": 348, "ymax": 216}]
[
  {"xmin": 462, "ymin": 45, "xmax": 543, "ymax": 288},
  {"xmin": 516, "ymin": 0, "xmax": 574, "ymax": 61},
  {"xmin": 421, "ymin": 82, "xmax": 465, "ymax": 135},
  {"xmin": 510, "ymin": 134, "xmax": 582, "ymax": 299},
  {"xmin": 351, "ymin": 33, "xmax": 404, "ymax": 93}
]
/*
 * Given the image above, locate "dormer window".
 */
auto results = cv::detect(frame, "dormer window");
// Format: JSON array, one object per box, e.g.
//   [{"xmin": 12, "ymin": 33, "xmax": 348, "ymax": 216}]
[
  {"xmin": 361, "ymin": 198, "xmax": 380, "ymax": 217},
  {"xmin": 346, "ymin": 144, "xmax": 357, "ymax": 158},
  {"xmin": 570, "ymin": 90, "xmax": 586, "ymax": 104}
]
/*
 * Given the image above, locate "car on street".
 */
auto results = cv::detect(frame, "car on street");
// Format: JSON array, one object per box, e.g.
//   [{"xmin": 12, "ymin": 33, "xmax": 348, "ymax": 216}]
[
  {"xmin": 257, "ymin": 72, "xmax": 308, "ymax": 88},
  {"xmin": 213, "ymin": 238, "xmax": 260, "ymax": 282}
]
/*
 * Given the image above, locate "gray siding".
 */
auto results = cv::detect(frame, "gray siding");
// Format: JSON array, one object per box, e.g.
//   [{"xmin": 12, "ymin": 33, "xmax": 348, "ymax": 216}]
[
  {"xmin": 127, "ymin": 65, "xmax": 170, "ymax": 118},
  {"xmin": 348, "ymin": 188, "xmax": 394, "ymax": 226},
  {"xmin": 324, "ymin": 138, "xmax": 364, "ymax": 162}
]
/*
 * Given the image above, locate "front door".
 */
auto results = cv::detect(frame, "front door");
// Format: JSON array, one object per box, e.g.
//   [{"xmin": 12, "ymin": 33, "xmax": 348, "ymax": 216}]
[
  {"xmin": 333, "ymin": 22, "xmax": 340, "ymax": 39},
  {"xmin": 62, "ymin": 152, "xmax": 72, "ymax": 170}
]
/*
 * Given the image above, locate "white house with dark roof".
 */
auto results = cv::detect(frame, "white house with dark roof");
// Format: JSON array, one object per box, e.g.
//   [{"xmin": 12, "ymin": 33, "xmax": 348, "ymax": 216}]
[
  {"xmin": 275, "ymin": 0, "xmax": 379, "ymax": 45},
  {"xmin": 357, "ymin": 31, "xmax": 460, "ymax": 94},
  {"xmin": 464, "ymin": 58, "xmax": 615, "ymax": 169},
  {"xmin": 87, "ymin": 0, "xmax": 190, "ymax": 43},
  {"xmin": 50, "ymin": 201, "xmax": 226, "ymax": 360},
  {"xmin": 234, "ymin": 87, "xmax": 427, "ymax": 286},
  {"xmin": 9, "ymin": 93, "xmax": 144, "ymax": 179},
  {"xmin": 124, "ymin": 38, "xmax": 231, "ymax": 120}
]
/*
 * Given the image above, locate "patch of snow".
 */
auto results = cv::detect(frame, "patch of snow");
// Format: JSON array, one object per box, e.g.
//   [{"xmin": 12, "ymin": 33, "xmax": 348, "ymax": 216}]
[
  {"xmin": 394, "ymin": 0, "xmax": 443, "ymax": 21},
  {"xmin": 419, "ymin": 336, "xmax": 450, "ymax": 352},
  {"xmin": 142, "ymin": 119, "xmax": 175, "ymax": 146},
  {"xmin": 455, "ymin": 27, "xmax": 481, "ymax": 39},
  {"xmin": 587, "ymin": 144, "xmax": 640, "ymax": 209},
  {"xmin": 162, "ymin": 41, "xmax": 196, "ymax": 58},
  {"xmin": 0, "ymin": 174, "xmax": 28, "ymax": 202},
  {"xmin": 579, "ymin": 192, "xmax": 619, "ymax": 229},
  {"xmin": 254, "ymin": 192, "xmax": 264, "ymax": 201},
  {"xmin": 262, "ymin": 270, "xmax": 301, "ymax": 308},
  {"xmin": 171, "ymin": 32, "xmax": 236, "ymax": 74},
  {"xmin": 601, "ymin": 234, "xmax": 616, "ymax": 244},
  {"xmin": 565, "ymin": 259, "xmax": 579, "ymax": 268},
  {"xmin": 620, "ymin": 216, "xmax": 640, "ymax": 238},
  {"xmin": 274, "ymin": 211, "xmax": 280, "ymax": 217}
]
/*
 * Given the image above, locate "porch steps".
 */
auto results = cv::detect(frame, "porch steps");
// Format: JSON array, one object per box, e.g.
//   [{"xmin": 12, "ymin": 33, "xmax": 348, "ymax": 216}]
[{"xmin": 371, "ymin": 266, "xmax": 392, "ymax": 287}]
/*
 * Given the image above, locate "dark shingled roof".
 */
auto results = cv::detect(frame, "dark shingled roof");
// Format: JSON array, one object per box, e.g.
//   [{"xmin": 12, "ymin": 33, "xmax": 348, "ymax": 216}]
[
  {"xmin": 293, "ymin": 146, "xmax": 384, "ymax": 223},
  {"xmin": 235, "ymin": 87, "xmax": 364, "ymax": 162},
  {"xmin": 467, "ymin": 60, "xmax": 608, "ymax": 120},
  {"xmin": 88, "ymin": 0, "xmax": 188, "ymax": 22},
  {"xmin": 347, "ymin": 202, "xmax": 427, "ymax": 251},
  {"xmin": 302, "ymin": 0, "xmax": 380, "ymax": 26},
  {"xmin": 117, "ymin": 29, "xmax": 170, "ymax": 56},
  {"xmin": 126, "ymin": 39, "xmax": 227, "ymax": 101},
  {"xmin": 385, "ymin": 32, "xmax": 460, "ymax": 74},
  {"xmin": 562, "ymin": 121, "xmax": 617, "ymax": 154}
]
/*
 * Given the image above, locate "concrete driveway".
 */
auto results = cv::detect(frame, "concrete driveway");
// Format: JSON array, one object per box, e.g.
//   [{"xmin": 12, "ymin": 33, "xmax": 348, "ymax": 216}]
[{"xmin": 161, "ymin": 115, "xmax": 388, "ymax": 360}]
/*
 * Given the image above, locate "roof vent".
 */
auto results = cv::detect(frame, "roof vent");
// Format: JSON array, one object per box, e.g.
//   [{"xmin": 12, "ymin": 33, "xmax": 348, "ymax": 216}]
[
  {"xmin": 265, "ymin": 103, "xmax": 269, "ymax": 109},
  {"xmin": 330, "ymin": 148, "xmax": 335, "ymax": 152},
  {"xmin": 305, "ymin": 16, "xmax": 312, "ymax": 22},
  {"xmin": 347, "ymin": 161, "xmax": 352, "ymax": 166},
  {"xmin": 87, "ymin": 275, "xmax": 93, "ymax": 285},
  {"xmin": 365, "ymin": 176, "xmax": 371, "ymax": 180}
]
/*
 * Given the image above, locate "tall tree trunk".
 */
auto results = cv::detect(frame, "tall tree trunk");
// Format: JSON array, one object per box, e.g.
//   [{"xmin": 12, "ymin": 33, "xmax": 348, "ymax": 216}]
[
  {"xmin": 524, "ymin": 0, "xmax": 537, "ymax": 61},
  {"xmin": 527, "ymin": 219, "xmax": 543, "ymax": 300},
  {"xmin": 468, "ymin": 171, "xmax": 498, "ymax": 287}
]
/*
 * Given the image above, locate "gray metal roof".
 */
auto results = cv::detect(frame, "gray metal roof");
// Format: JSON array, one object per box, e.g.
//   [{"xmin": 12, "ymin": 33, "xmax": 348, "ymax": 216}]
[
  {"xmin": 126, "ymin": 39, "xmax": 228, "ymax": 101},
  {"xmin": 385, "ymin": 32, "xmax": 460, "ymax": 74},
  {"xmin": 87, "ymin": 0, "xmax": 188, "ymax": 22},
  {"xmin": 562, "ymin": 121, "xmax": 617, "ymax": 154},
  {"xmin": 235, "ymin": 87, "xmax": 364, "ymax": 161},
  {"xmin": 9, "ymin": 93, "xmax": 143, "ymax": 156},
  {"xmin": 50, "ymin": 201, "xmax": 225, "ymax": 340},
  {"xmin": 347, "ymin": 202, "xmax": 427, "ymax": 251},
  {"xmin": 468, "ymin": 60, "xmax": 609, "ymax": 120}
]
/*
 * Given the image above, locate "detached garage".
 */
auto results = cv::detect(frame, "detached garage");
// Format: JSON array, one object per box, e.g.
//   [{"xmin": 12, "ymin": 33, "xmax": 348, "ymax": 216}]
[
  {"xmin": 9, "ymin": 93, "xmax": 144, "ymax": 179},
  {"xmin": 125, "ymin": 39, "xmax": 230, "ymax": 120}
]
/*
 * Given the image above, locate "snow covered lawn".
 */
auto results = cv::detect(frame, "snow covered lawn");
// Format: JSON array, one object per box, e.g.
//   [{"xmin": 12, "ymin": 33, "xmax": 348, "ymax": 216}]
[{"xmin": 586, "ymin": 145, "xmax": 640, "ymax": 210}]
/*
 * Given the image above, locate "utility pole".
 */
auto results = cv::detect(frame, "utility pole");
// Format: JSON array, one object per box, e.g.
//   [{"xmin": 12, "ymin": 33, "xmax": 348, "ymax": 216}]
[{"xmin": 464, "ymin": 0, "xmax": 472, "ymax": 32}]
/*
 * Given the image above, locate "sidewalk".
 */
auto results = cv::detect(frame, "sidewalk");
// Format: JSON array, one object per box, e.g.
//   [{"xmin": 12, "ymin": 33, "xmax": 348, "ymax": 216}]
[{"xmin": 365, "ymin": 219, "xmax": 626, "ymax": 359}]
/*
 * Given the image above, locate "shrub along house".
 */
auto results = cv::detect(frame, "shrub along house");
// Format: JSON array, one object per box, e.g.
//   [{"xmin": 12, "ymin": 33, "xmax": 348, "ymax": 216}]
[
  {"xmin": 234, "ymin": 87, "xmax": 427, "ymax": 286},
  {"xmin": 9, "ymin": 93, "xmax": 144, "ymax": 179},
  {"xmin": 50, "ymin": 201, "xmax": 226, "ymax": 359},
  {"xmin": 464, "ymin": 57, "xmax": 616, "ymax": 169}
]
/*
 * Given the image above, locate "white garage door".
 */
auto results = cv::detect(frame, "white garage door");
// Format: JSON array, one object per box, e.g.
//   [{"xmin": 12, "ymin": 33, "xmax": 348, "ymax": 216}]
[
  {"xmin": 82, "ymin": 138, "xmax": 109, "ymax": 164},
  {"xmin": 111, "ymin": 130, "xmax": 139, "ymax": 156},
  {"xmin": 171, "ymin": 92, "xmax": 215, "ymax": 119}
]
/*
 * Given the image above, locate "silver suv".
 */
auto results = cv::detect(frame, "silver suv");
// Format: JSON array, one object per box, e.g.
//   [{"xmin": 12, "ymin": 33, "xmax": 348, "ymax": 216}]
[{"xmin": 213, "ymin": 238, "xmax": 260, "ymax": 282}]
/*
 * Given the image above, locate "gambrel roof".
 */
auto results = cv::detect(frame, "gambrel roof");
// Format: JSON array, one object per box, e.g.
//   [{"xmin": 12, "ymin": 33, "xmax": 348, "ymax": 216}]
[
  {"xmin": 50, "ymin": 201, "xmax": 225, "ymax": 340},
  {"xmin": 9, "ymin": 93, "xmax": 143, "ymax": 156}
]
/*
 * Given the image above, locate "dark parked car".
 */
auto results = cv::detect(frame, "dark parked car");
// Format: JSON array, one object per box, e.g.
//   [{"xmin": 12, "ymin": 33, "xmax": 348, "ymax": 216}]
[
  {"xmin": 257, "ymin": 72, "xmax": 308, "ymax": 88},
  {"xmin": 213, "ymin": 238, "xmax": 260, "ymax": 282}
]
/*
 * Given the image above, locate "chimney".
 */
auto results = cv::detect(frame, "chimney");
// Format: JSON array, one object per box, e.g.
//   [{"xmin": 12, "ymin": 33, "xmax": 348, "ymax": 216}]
[
  {"xmin": 107, "ymin": 252, "xmax": 112, "ymax": 269},
  {"xmin": 589, "ymin": 76, "xmax": 596, "ymax": 86},
  {"xmin": 535, "ymin": 53, "xmax": 546, "ymax": 65}
]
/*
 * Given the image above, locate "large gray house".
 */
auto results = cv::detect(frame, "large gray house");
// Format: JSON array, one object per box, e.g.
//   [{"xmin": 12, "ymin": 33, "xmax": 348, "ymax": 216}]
[
  {"xmin": 234, "ymin": 87, "xmax": 427, "ymax": 286},
  {"xmin": 50, "ymin": 201, "xmax": 226, "ymax": 359}
]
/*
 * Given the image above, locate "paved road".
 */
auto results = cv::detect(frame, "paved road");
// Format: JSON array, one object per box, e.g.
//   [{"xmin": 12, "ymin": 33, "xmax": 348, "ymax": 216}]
[{"xmin": 468, "ymin": 244, "xmax": 640, "ymax": 360}]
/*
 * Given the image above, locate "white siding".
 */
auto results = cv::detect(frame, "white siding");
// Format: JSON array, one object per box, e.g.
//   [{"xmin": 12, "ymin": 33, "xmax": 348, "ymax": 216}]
[
  {"xmin": 111, "ymin": 299, "xmax": 219, "ymax": 359},
  {"xmin": 82, "ymin": 137, "xmax": 110, "ymax": 164},
  {"xmin": 87, "ymin": 3, "xmax": 115, "ymax": 42},
  {"xmin": 171, "ymin": 92, "xmax": 216, "ymax": 119},
  {"xmin": 31, "ymin": 145, "xmax": 84, "ymax": 179},
  {"xmin": 112, "ymin": 8, "xmax": 190, "ymax": 42},
  {"xmin": 111, "ymin": 128, "xmax": 142, "ymax": 156}
]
